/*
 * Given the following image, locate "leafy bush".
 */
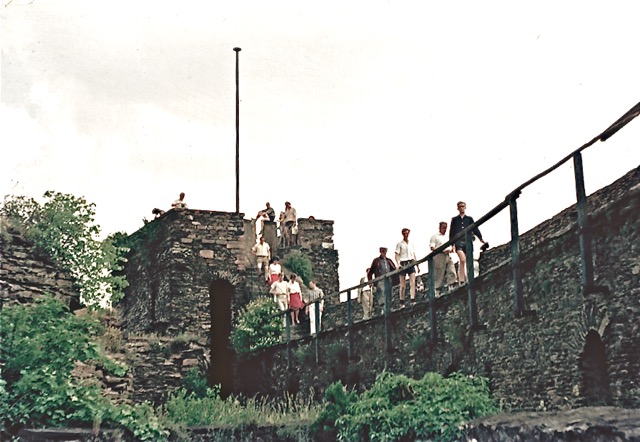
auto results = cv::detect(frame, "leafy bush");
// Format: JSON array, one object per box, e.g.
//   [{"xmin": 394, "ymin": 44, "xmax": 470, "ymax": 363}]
[
  {"xmin": 180, "ymin": 367, "xmax": 209, "ymax": 398},
  {"xmin": 231, "ymin": 297, "xmax": 283, "ymax": 355},
  {"xmin": 282, "ymin": 251, "xmax": 314, "ymax": 285},
  {"xmin": 311, "ymin": 381, "xmax": 357, "ymax": 440},
  {"xmin": 332, "ymin": 371, "xmax": 497, "ymax": 442},
  {"xmin": 0, "ymin": 191, "xmax": 129, "ymax": 307},
  {"xmin": 0, "ymin": 296, "xmax": 167, "ymax": 440}
]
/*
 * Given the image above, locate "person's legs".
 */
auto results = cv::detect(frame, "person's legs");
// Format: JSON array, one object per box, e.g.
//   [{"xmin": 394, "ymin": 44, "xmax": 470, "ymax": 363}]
[
  {"xmin": 309, "ymin": 307, "xmax": 316, "ymax": 334},
  {"xmin": 376, "ymin": 282, "xmax": 385, "ymax": 312},
  {"xmin": 456, "ymin": 249, "xmax": 467, "ymax": 283},
  {"xmin": 409, "ymin": 272, "xmax": 416, "ymax": 301},
  {"xmin": 445, "ymin": 256, "xmax": 457, "ymax": 287},
  {"xmin": 399, "ymin": 274, "xmax": 406, "ymax": 303},
  {"xmin": 362, "ymin": 291, "xmax": 372, "ymax": 319},
  {"xmin": 433, "ymin": 253, "xmax": 446, "ymax": 289}
]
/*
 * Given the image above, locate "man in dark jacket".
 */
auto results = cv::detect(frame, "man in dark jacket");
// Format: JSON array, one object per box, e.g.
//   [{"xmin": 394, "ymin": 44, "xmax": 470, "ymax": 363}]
[
  {"xmin": 450, "ymin": 201, "xmax": 487, "ymax": 284},
  {"xmin": 368, "ymin": 247, "xmax": 398, "ymax": 313}
]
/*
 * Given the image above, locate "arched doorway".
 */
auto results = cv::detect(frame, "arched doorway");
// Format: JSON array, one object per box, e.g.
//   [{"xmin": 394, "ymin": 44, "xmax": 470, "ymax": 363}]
[
  {"xmin": 578, "ymin": 330, "xmax": 611, "ymax": 406},
  {"xmin": 209, "ymin": 279, "xmax": 235, "ymax": 398}
]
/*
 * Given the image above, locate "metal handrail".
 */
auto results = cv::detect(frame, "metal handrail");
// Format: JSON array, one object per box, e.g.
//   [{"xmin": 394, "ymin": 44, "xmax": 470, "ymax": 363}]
[
  {"xmin": 269, "ymin": 100, "xmax": 640, "ymax": 357},
  {"xmin": 339, "ymin": 100, "xmax": 640, "ymax": 296}
]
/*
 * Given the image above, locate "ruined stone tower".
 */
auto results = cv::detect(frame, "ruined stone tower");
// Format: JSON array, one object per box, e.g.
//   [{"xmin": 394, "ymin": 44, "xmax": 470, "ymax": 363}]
[{"xmin": 118, "ymin": 208, "xmax": 339, "ymax": 398}]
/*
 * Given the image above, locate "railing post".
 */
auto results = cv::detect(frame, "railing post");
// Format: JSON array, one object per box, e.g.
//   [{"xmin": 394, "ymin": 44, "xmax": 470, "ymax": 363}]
[
  {"xmin": 465, "ymin": 231, "xmax": 479, "ymax": 328},
  {"xmin": 384, "ymin": 276, "xmax": 392, "ymax": 352},
  {"xmin": 427, "ymin": 256, "xmax": 437, "ymax": 343},
  {"xmin": 285, "ymin": 310, "xmax": 291, "ymax": 368},
  {"xmin": 314, "ymin": 300, "xmax": 320, "ymax": 365},
  {"xmin": 573, "ymin": 152, "xmax": 595, "ymax": 290},
  {"xmin": 509, "ymin": 194, "xmax": 524, "ymax": 316},
  {"xmin": 347, "ymin": 289, "xmax": 353, "ymax": 359}
]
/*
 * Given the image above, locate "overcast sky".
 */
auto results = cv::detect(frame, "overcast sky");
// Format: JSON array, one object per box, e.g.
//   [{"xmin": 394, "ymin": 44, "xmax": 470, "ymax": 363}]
[{"xmin": 2, "ymin": 1, "xmax": 639, "ymax": 292}]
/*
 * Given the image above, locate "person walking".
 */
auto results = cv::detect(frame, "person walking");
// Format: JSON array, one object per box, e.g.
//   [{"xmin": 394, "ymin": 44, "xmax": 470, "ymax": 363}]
[
  {"xmin": 286, "ymin": 274, "xmax": 304, "ymax": 325},
  {"xmin": 268, "ymin": 256, "xmax": 282, "ymax": 286},
  {"xmin": 251, "ymin": 236, "xmax": 271, "ymax": 282},
  {"xmin": 269, "ymin": 273, "xmax": 289, "ymax": 327}
]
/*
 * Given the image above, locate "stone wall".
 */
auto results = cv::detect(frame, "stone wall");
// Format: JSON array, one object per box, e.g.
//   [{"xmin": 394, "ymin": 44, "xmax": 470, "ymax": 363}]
[
  {"xmin": 118, "ymin": 209, "xmax": 340, "ymax": 399},
  {"xmin": 235, "ymin": 166, "xmax": 640, "ymax": 411},
  {"xmin": 0, "ymin": 224, "xmax": 77, "ymax": 308}
]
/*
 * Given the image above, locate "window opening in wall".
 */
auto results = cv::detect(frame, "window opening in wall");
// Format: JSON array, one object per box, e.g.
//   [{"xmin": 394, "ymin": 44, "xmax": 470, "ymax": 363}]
[
  {"xmin": 209, "ymin": 279, "xmax": 235, "ymax": 398},
  {"xmin": 578, "ymin": 330, "xmax": 611, "ymax": 406}
]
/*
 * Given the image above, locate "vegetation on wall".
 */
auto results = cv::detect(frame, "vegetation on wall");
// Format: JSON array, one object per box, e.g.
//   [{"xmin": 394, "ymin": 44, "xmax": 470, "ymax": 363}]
[
  {"xmin": 314, "ymin": 371, "xmax": 497, "ymax": 442},
  {"xmin": 282, "ymin": 250, "xmax": 314, "ymax": 285},
  {"xmin": 0, "ymin": 296, "xmax": 167, "ymax": 440},
  {"xmin": 231, "ymin": 296, "xmax": 283, "ymax": 355},
  {"xmin": 0, "ymin": 191, "xmax": 129, "ymax": 307}
]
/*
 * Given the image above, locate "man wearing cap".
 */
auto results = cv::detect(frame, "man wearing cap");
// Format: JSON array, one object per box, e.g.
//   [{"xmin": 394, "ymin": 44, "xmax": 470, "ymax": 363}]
[
  {"xmin": 395, "ymin": 228, "xmax": 420, "ymax": 307},
  {"xmin": 367, "ymin": 247, "xmax": 397, "ymax": 314}
]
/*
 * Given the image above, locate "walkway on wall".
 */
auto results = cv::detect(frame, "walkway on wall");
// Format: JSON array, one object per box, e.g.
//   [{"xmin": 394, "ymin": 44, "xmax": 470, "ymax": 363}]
[{"xmin": 274, "ymin": 100, "xmax": 640, "ymax": 363}]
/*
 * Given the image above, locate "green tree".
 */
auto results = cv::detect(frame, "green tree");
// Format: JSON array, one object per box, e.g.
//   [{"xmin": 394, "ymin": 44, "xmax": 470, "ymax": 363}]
[
  {"xmin": 231, "ymin": 297, "xmax": 283, "ymax": 354},
  {"xmin": 0, "ymin": 297, "xmax": 167, "ymax": 440},
  {"xmin": 1, "ymin": 191, "xmax": 128, "ymax": 307}
]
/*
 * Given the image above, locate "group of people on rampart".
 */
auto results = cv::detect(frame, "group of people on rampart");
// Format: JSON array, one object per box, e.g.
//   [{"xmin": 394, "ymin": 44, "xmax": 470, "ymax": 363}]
[
  {"xmin": 152, "ymin": 194, "xmax": 486, "ymax": 329},
  {"xmin": 251, "ymin": 201, "xmax": 324, "ymax": 334},
  {"xmin": 358, "ymin": 201, "xmax": 488, "ymax": 319}
]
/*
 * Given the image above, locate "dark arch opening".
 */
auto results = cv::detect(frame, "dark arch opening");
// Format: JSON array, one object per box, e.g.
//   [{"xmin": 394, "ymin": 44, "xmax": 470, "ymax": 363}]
[
  {"xmin": 578, "ymin": 330, "xmax": 611, "ymax": 406},
  {"xmin": 209, "ymin": 279, "xmax": 235, "ymax": 398}
]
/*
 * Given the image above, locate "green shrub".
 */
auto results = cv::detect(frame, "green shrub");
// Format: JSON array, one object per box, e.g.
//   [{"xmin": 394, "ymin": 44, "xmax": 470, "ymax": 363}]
[
  {"xmin": 0, "ymin": 296, "xmax": 167, "ymax": 440},
  {"xmin": 311, "ymin": 381, "xmax": 357, "ymax": 440},
  {"xmin": 180, "ymin": 367, "xmax": 209, "ymax": 398},
  {"xmin": 334, "ymin": 371, "xmax": 497, "ymax": 442},
  {"xmin": 231, "ymin": 297, "xmax": 283, "ymax": 355},
  {"xmin": 282, "ymin": 251, "xmax": 314, "ymax": 285}
]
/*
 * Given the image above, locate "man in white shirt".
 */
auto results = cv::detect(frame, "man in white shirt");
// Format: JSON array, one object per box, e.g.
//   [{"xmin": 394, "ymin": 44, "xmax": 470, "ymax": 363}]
[
  {"xmin": 171, "ymin": 192, "xmax": 187, "ymax": 209},
  {"xmin": 429, "ymin": 222, "xmax": 457, "ymax": 294},
  {"xmin": 251, "ymin": 236, "xmax": 271, "ymax": 282},
  {"xmin": 305, "ymin": 281, "xmax": 325, "ymax": 335},
  {"xmin": 357, "ymin": 269, "xmax": 373, "ymax": 320},
  {"xmin": 395, "ymin": 228, "xmax": 420, "ymax": 306},
  {"xmin": 269, "ymin": 273, "xmax": 288, "ymax": 326}
]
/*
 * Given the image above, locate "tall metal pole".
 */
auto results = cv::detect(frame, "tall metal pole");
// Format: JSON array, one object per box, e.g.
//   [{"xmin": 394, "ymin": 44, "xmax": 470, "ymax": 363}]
[{"xmin": 233, "ymin": 47, "xmax": 241, "ymax": 214}]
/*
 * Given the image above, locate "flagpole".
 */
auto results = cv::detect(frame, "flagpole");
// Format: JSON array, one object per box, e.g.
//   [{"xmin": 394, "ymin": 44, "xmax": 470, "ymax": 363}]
[{"xmin": 233, "ymin": 47, "xmax": 241, "ymax": 214}]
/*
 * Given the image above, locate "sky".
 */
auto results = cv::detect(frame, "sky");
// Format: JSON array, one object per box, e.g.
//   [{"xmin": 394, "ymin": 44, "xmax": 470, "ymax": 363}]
[{"xmin": 2, "ymin": 1, "xmax": 639, "ymax": 292}]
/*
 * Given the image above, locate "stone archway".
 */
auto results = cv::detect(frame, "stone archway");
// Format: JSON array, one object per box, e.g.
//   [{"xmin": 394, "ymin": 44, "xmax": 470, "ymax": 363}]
[
  {"xmin": 209, "ymin": 279, "xmax": 235, "ymax": 398},
  {"xmin": 578, "ymin": 330, "xmax": 611, "ymax": 406}
]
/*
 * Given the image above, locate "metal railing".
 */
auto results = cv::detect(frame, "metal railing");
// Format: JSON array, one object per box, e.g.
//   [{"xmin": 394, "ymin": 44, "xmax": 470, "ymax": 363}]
[{"xmin": 273, "ymin": 101, "xmax": 640, "ymax": 362}]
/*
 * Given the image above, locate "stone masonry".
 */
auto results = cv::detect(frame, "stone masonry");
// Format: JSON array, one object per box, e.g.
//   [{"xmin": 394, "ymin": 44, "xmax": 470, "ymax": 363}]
[
  {"xmin": 118, "ymin": 208, "xmax": 339, "ymax": 401},
  {"xmin": 0, "ymin": 225, "xmax": 77, "ymax": 308},
  {"xmin": 235, "ymin": 166, "xmax": 640, "ymax": 411}
]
